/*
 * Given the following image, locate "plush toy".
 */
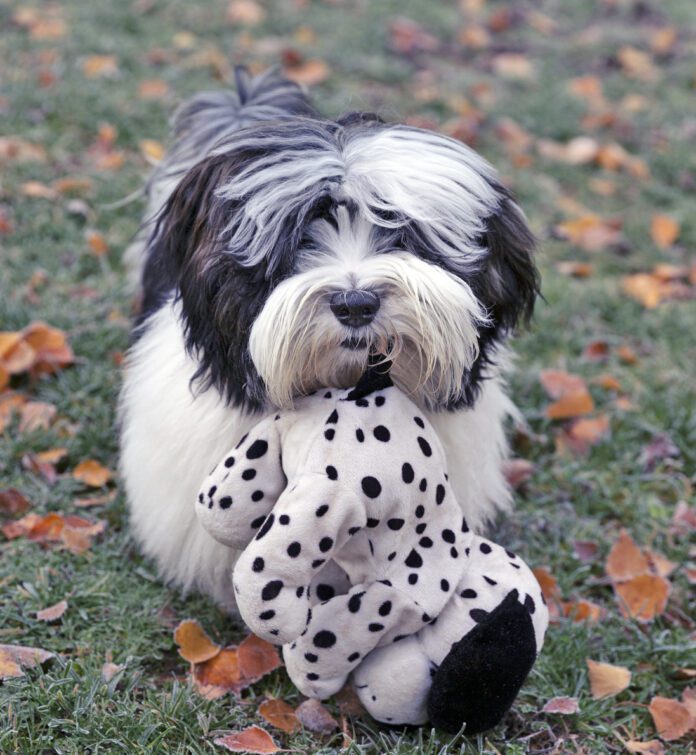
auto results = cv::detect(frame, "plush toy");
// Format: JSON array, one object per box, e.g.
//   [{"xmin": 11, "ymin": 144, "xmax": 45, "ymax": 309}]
[{"xmin": 196, "ymin": 366, "xmax": 548, "ymax": 733}]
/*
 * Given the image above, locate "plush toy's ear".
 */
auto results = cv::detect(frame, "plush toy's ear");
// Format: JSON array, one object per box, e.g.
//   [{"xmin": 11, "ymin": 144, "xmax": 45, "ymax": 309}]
[{"xmin": 478, "ymin": 190, "xmax": 540, "ymax": 336}]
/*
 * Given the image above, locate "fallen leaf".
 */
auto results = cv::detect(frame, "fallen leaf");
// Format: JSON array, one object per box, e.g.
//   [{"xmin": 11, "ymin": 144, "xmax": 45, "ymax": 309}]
[
  {"xmin": 85, "ymin": 230, "xmax": 108, "ymax": 257},
  {"xmin": 295, "ymin": 698, "xmax": 339, "ymax": 733},
  {"xmin": 21, "ymin": 180, "xmax": 56, "ymax": 199},
  {"xmin": 2, "ymin": 512, "xmax": 42, "ymax": 540},
  {"xmin": 492, "ymin": 53, "xmax": 534, "ymax": 80},
  {"xmin": 537, "ymin": 136, "xmax": 598, "ymax": 165},
  {"xmin": 573, "ymin": 540, "xmax": 598, "ymax": 562},
  {"xmin": 595, "ymin": 373, "xmax": 621, "ymax": 391},
  {"xmin": 650, "ymin": 215, "xmax": 679, "ymax": 249},
  {"xmin": 53, "ymin": 177, "xmax": 93, "ymax": 195},
  {"xmin": 671, "ymin": 502, "xmax": 696, "ymax": 536},
  {"xmin": 641, "ymin": 433, "xmax": 680, "ymax": 471},
  {"xmin": 614, "ymin": 574, "xmax": 670, "ymax": 622},
  {"xmin": 557, "ymin": 261, "xmax": 594, "ymax": 278},
  {"xmin": 542, "ymin": 696, "xmax": 580, "ymax": 714},
  {"xmin": 0, "ymin": 488, "xmax": 32, "ymax": 516},
  {"xmin": 139, "ymin": 139, "xmax": 165, "ymax": 164},
  {"xmin": 82, "ymin": 55, "xmax": 119, "ymax": 79},
  {"xmin": 174, "ymin": 619, "xmax": 221, "ymax": 664},
  {"xmin": 0, "ymin": 643, "xmax": 55, "ymax": 679},
  {"xmin": 74, "ymin": 490, "xmax": 117, "ymax": 508},
  {"xmin": 622, "ymin": 274, "xmax": 669, "ymax": 309},
  {"xmin": 674, "ymin": 669, "xmax": 696, "ymax": 680},
  {"xmin": 36, "ymin": 599, "xmax": 68, "ymax": 622},
  {"xmin": 532, "ymin": 566, "xmax": 561, "ymax": 602},
  {"xmin": 617, "ymin": 46, "xmax": 658, "ymax": 81},
  {"xmin": 193, "ymin": 648, "xmax": 240, "ymax": 698},
  {"xmin": 214, "ymin": 726, "xmax": 280, "ymax": 754},
  {"xmin": 27, "ymin": 512, "xmax": 64, "ymax": 542},
  {"xmin": 0, "ymin": 136, "xmax": 47, "ymax": 164},
  {"xmin": 561, "ymin": 599, "xmax": 603, "ymax": 623},
  {"xmin": 546, "ymin": 391, "xmax": 594, "ymax": 420},
  {"xmin": 606, "ymin": 529, "xmax": 650, "ymax": 582},
  {"xmin": 648, "ymin": 696, "xmax": 695, "ymax": 741},
  {"xmin": 503, "ymin": 458, "xmax": 535, "ymax": 489},
  {"xmin": 18, "ymin": 401, "xmax": 57, "ymax": 433},
  {"xmin": 0, "ymin": 333, "xmax": 35, "ymax": 374},
  {"xmin": 562, "ymin": 415, "xmax": 610, "ymax": 453},
  {"xmin": 237, "ymin": 634, "xmax": 283, "ymax": 683},
  {"xmin": 554, "ymin": 215, "xmax": 623, "ymax": 252},
  {"xmin": 227, "ymin": 0, "xmax": 266, "ymax": 25},
  {"xmin": 539, "ymin": 370, "xmax": 587, "ymax": 399},
  {"xmin": 258, "ymin": 699, "xmax": 301, "ymax": 734},
  {"xmin": 22, "ymin": 321, "xmax": 74, "ymax": 375},
  {"xmin": 0, "ymin": 392, "xmax": 26, "ymax": 433},
  {"xmin": 22, "ymin": 452, "xmax": 59, "ymax": 484},
  {"xmin": 682, "ymin": 687, "xmax": 696, "ymax": 717},
  {"xmin": 644, "ymin": 549, "xmax": 677, "ymax": 579},
  {"xmin": 137, "ymin": 79, "xmax": 169, "ymax": 99},
  {"xmin": 625, "ymin": 740, "xmax": 664, "ymax": 754},
  {"xmin": 335, "ymin": 684, "xmax": 366, "ymax": 717},
  {"xmin": 650, "ymin": 26, "xmax": 677, "ymax": 55},
  {"xmin": 72, "ymin": 460, "xmax": 112, "ymax": 487},
  {"xmin": 101, "ymin": 661, "xmax": 124, "ymax": 682},
  {"xmin": 388, "ymin": 18, "xmax": 439, "ymax": 54},
  {"xmin": 586, "ymin": 659, "xmax": 631, "ymax": 699},
  {"xmin": 583, "ymin": 340, "xmax": 609, "ymax": 361},
  {"xmin": 283, "ymin": 58, "xmax": 330, "ymax": 86}
]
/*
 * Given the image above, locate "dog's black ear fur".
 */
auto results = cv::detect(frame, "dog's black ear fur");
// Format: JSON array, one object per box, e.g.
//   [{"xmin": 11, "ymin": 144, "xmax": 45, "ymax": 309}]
[{"xmin": 452, "ymin": 188, "xmax": 539, "ymax": 410}]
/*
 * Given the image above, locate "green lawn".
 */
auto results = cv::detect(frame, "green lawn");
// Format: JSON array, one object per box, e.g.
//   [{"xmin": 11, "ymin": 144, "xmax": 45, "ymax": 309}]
[{"xmin": 1, "ymin": 0, "xmax": 695, "ymax": 752}]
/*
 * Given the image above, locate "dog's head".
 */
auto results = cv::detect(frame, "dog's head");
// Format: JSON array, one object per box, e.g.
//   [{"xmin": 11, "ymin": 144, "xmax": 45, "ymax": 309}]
[{"xmin": 148, "ymin": 114, "xmax": 539, "ymax": 412}]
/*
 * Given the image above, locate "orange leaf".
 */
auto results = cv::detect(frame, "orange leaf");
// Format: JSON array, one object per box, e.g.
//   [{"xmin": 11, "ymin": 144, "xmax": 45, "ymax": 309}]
[
  {"xmin": 583, "ymin": 340, "xmax": 609, "ymax": 361},
  {"xmin": 554, "ymin": 215, "xmax": 623, "ymax": 252},
  {"xmin": 137, "ymin": 79, "xmax": 169, "ymax": 99},
  {"xmin": 21, "ymin": 180, "xmax": 56, "ymax": 199},
  {"xmin": 539, "ymin": 370, "xmax": 587, "ymax": 399},
  {"xmin": 595, "ymin": 373, "xmax": 621, "ymax": 391},
  {"xmin": 72, "ymin": 460, "xmax": 112, "ymax": 487},
  {"xmin": 561, "ymin": 599, "xmax": 602, "ymax": 623},
  {"xmin": 28, "ymin": 512, "xmax": 65, "ymax": 542},
  {"xmin": 2, "ymin": 512, "xmax": 42, "ymax": 540},
  {"xmin": 214, "ymin": 726, "xmax": 280, "ymax": 754},
  {"xmin": 86, "ymin": 230, "xmax": 108, "ymax": 257},
  {"xmin": 173, "ymin": 619, "xmax": 221, "ymax": 664},
  {"xmin": 648, "ymin": 696, "xmax": 695, "ymax": 741},
  {"xmin": 586, "ymin": 658, "xmax": 631, "ymax": 699},
  {"xmin": 193, "ymin": 648, "xmax": 240, "ymax": 698},
  {"xmin": 237, "ymin": 634, "xmax": 282, "ymax": 684},
  {"xmin": 283, "ymin": 59, "xmax": 330, "ymax": 87},
  {"xmin": 36, "ymin": 599, "xmax": 68, "ymax": 622},
  {"xmin": 542, "ymin": 696, "xmax": 580, "ymax": 714},
  {"xmin": 625, "ymin": 740, "xmax": 664, "ymax": 754},
  {"xmin": 0, "ymin": 364, "xmax": 8, "ymax": 391},
  {"xmin": 556, "ymin": 261, "xmax": 594, "ymax": 278},
  {"xmin": 82, "ymin": 55, "xmax": 119, "ymax": 79},
  {"xmin": 644, "ymin": 549, "xmax": 677, "ymax": 578},
  {"xmin": 614, "ymin": 574, "xmax": 670, "ymax": 622},
  {"xmin": 53, "ymin": 177, "xmax": 93, "ymax": 195},
  {"xmin": 36, "ymin": 448, "xmax": 68, "ymax": 465},
  {"xmin": 139, "ymin": 139, "xmax": 165, "ymax": 164},
  {"xmin": 0, "ymin": 643, "xmax": 54, "ymax": 679},
  {"xmin": 258, "ymin": 699, "xmax": 301, "ymax": 734},
  {"xmin": 546, "ymin": 391, "xmax": 594, "ymax": 420},
  {"xmin": 617, "ymin": 46, "xmax": 658, "ymax": 81},
  {"xmin": 650, "ymin": 215, "xmax": 680, "ymax": 249},
  {"xmin": 622, "ymin": 274, "xmax": 668, "ymax": 309},
  {"xmin": 295, "ymin": 698, "xmax": 339, "ymax": 733},
  {"xmin": 605, "ymin": 529, "xmax": 650, "ymax": 582},
  {"xmin": 503, "ymin": 458, "xmax": 535, "ymax": 489},
  {"xmin": 682, "ymin": 687, "xmax": 696, "ymax": 718},
  {"xmin": 0, "ymin": 334, "xmax": 36, "ymax": 374},
  {"xmin": 22, "ymin": 321, "xmax": 74, "ymax": 374},
  {"xmin": 227, "ymin": 0, "xmax": 266, "ymax": 25},
  {"xmin": 565, "ymin": 415, "xmax": 610, "ymax": 451},
  {"xmin": 532, "ymin": 566, "xmax": 561, "ymax": 602}
]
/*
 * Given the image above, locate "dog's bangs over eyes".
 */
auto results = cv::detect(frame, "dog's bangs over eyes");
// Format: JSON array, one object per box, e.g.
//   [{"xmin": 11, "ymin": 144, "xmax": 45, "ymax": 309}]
[{"xmin": 150, "ymin": 115, "xmax": 538, "ymax": 411}]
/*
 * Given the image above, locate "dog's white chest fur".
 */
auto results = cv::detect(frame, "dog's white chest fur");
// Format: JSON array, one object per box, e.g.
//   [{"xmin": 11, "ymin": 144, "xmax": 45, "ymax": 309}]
[{"xmin": 120, "ymin": 301, "xmax": 515, "ymax": 610}]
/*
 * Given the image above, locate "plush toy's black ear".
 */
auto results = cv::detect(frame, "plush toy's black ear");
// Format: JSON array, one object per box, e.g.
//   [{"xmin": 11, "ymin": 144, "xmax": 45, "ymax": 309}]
[{"xmin": 478, "ymin": 189, "xmax": 539, "ymax": 335}]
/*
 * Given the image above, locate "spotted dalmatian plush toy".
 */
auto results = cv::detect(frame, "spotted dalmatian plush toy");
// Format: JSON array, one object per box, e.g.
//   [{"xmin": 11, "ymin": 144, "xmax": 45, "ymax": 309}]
[{"xmin": 196, "ymin": 365, "xmax": 548, "ymax": 734}]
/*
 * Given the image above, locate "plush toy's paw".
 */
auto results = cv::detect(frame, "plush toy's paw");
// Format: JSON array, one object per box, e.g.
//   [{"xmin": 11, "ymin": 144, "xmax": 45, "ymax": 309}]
[
  {"xmin": 427, "ymin": 590, "xmax": 537, "ymax": 735},
  {"xmin": 352, "ymin": 635, "xmax": 431, "ymax": 726},
  {"xmin": 283, "ymin": 642, "xmax": 347, "ymax": 700}
]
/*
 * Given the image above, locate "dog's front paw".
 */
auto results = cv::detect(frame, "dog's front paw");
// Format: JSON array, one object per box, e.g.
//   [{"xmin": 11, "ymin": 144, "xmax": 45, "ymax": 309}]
[{"xmin": 283, "ymin": 640, "xmax": 347, "ymax": 699}]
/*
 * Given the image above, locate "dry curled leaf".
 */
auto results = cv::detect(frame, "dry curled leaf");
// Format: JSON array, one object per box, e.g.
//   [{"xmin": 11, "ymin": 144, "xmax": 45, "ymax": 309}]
[
  {"xmin": 101, "ymin": 661, "xmax": 124, "ymax": 682},
  {"xmin": 546, "ymin": 391, "xmax": 594, "ymax": 420},
  {"xmin": 214, "ymin": 726, "xmax": 280, "ymax": 753},
  {"xmin": 173, "ymin": 619, "xmax": 221, "ymax": 664},
  {"xmin": 258, "ymin": 699, "xmax": 301, "ymax": 734},
  {"xmin": 193, "ymin": 648, "xmax": 241, "ymax": 699},
  {"xmin": 586, "ymin": 659, "xmax": 631, "ymax": 699},
  {"xmin": 237, "ymin": 634, "xmax": 282, "ymax": 683},
  {"xmin": 554, "ymin": 215, "xmax": 623, "ymax": 252},
  {"xmin": 18, "ymin": 401, "xmax": 57, "ymax": 434},
  {"xmin": 542, "ymin": 696, "xmax": 580, "ymax": 714},
  {"xmin": 532, "ymin": 566, "xmax": 561, "ymax": 602},
  {"xmin": 36, "ymin": 599, "xmax": 68, "ymax": 622},
  {"xmin": 605, "ymin": 529, "xmax": 649, "ymax": 582},
  {"xmin": 283, "ymin": 58, "xmax": 330, "ymax": 87},
  {"xmin": 648, "ymin": 696, "xmax": 695, "ymax": 741},
  {"xmin": 614, "ymin": 574, "xmax": 670, "ymax": 623},
  {"xmin": 561, "ymin": 599, "xmax": 602, "ymax": 623},
  {"xmin": 72, "ymin": 460, "xmax": 112, "ymax": 487},
  {"xmin": 0, "ymin": 488, "xmax": 31, "ymax": 516},
  {"xmin": 625, "ymin": 740, "xmax": 664, "ymax": 754},
  {"xmin": 295, "ymin": 698, "xmax": 339, "ymax": 733},
  {"xmin": 0, "ymin": 643, "xmax": 55, "ymax": 679}
]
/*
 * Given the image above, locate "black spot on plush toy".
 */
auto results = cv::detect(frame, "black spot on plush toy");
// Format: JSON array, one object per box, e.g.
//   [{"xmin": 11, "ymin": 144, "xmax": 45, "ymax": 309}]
[{"xmin": 196, "ymin": 364, "xmax": 548, "ymax": 733}]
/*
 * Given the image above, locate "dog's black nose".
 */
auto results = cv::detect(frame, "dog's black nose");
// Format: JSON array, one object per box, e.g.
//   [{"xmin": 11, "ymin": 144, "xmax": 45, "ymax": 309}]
[{"xmin": 329, "ymin": 290, "xmax": 380, "ymax": 328}]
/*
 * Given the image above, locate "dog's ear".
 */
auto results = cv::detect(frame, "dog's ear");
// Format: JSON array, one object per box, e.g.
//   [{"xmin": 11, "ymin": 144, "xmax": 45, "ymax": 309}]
[{"xmin": 477, "ymin": 191, "xmax": 539, "ymax": 335}]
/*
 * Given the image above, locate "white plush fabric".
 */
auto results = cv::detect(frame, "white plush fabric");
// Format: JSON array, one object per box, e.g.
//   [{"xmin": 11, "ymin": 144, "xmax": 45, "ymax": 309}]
[{"xmin": 196, "ymin": 373, "xmax": 547, "ymax": 725}]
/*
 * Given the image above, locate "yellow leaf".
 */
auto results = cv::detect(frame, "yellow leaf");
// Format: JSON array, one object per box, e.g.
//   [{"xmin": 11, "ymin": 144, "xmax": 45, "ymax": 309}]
[
  {"xmin": 650, "ymin": 214, "xmax": 679, "ymax": 249},
  {"xmin": 173, "ymin": 619, "xmax": 221, "ymax": 664},
  {"xmin": 72, "ymin": 460, "xmax": 112, "ymax": 487},
  {"xmin": 82, "ymin": 55, "xmax": 119, "ymax": 79},
  {"xmin": 139, "ymin": 139, "xmax": 165, "ymax": 164},
  {"xmin": 586, "ymin": 658, "xmax": 631, "ymax": 699}
]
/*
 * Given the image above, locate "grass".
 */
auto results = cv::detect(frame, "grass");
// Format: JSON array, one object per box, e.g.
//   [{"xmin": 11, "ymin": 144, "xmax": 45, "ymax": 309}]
[{"xmin": 1, "ymin": 0, "xmax": 695, "ymax": 752}]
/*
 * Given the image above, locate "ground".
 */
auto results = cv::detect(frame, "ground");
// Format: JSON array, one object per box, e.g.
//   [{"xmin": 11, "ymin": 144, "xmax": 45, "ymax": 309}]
[{"xmin": 1, "ymin": 0, "xmax": 695, "ymax": 753}]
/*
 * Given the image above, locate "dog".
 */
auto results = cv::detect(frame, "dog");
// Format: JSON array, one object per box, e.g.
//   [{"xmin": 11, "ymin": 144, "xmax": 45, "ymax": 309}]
[{"xmin": 119, "ymin": 68, "xmax": 539, "ymax": 611}]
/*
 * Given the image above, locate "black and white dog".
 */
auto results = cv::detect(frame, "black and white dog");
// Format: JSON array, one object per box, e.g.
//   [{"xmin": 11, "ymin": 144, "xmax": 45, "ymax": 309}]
[{"xmin": 120, "ymin": 68, "xmax": 539, "ymax": 611}]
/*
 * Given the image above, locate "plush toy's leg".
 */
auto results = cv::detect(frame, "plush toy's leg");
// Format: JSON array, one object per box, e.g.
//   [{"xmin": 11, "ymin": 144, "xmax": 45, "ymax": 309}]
[
  {"xmin": 427, "ymin": 590, "xmax": 536, "ymax": 734},
  {"xmin": 283, "ymin": 581, "xmax": 425, "ymax": 700},
  {"xmin": 351, "ymin": 635, "xmax": 432, "ymax": 725}
]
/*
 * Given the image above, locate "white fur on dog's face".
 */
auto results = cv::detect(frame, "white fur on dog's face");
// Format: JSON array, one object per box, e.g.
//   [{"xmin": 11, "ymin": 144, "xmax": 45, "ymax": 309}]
[{"xmin": 249, "ymin": 208, "xmax": 489, "ymax": 409}]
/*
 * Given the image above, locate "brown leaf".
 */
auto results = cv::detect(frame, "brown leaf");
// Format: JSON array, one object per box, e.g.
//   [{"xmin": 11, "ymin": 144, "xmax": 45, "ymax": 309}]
[
  {"xmin": 0, "ymin": 136, "xmax": 47, "ymax": 164},
  {"xmin": 674, "ymin": 668, "xmax": 696, "ymax": 680},
  {"xmin": 18, "ymin": 401, "xmax": 57, "ymax": 433},
  {"xmin": 335, "ymin": 684, "xmax": 366, "ymax": 718},
  {"xmin": 36, "ymin": 448, "xmax": 69, "ymax": 466},
  {"xmin": 174, "ymin": 619, "xmax": 221, "ymax": 664},
  {"xmin": 388, "ymin": 18, "xmax": 439, "ymax": 54},
  {"xmin": 53, "ymin": 177, "xmax": 94, "ymax": 195},
  {"xmin": 137, "ymin": 79, "xmax": 169, "ymax": 99},
  {"xmin": 22, "ymin": 321, "xmax": 74, "ymax": 375},
  {"xmin": 139, "ymin": 139, "xmax": 165, "ymax": 164},
  {"xmin": 649, "ymin": 26, "xmax": 677, "ymax": 55},
  {"xmin": 644, "ymin": 549, "xmax": 677, "ymax": 579},
  {"xmin": 101, "ymin": 661, "xmax": 124, "ymax": 682},
  {"xmin": 85, "ymin": 230, "xmax": 108, "ymax": 257},
  {"xmin": 622, "ymin": 274, "xmax": 670, "ymax": 309},
  {"xmin": 237, "ymin": 634, "xmax": 283, "ymax": 684},
  {"xmin": 671, "ymin": 502, "xmax": 696, "ymax": 536},
  {"xmin": 532, "ymin": 566, "xmax": 561, "ymax": 602},
  {"xmin": 0, "ymin": 488, "xmax": 31, "ymax": 516},
  {"xmin": 82, "ymin": 55, "xmax": 119, "ymax": 79},
  {"xmin": 564, "ymin": 415, "xmax": 610, "ymax": 453},
  {"xmin": 21, "ymin": 180, "xmax": 57, "ymax": 199},
  {"xmin": 283, "ymin": 59, "xmax": 330, "ymax": 87},
  {"xmin": 614, "ymin": 574, "xmax": 670, "ymax": 623},
  {"xmin": 2, "ymin": 512, "xmax": 42, "ymax": 540},
  {"xmin": 625, "ymin": 740, "xmax": 664, "ymax": 755},
  {"xmin": 542, "ymin": 696, "xmax": 580, "ymax": 714},
  {"xmin": 641, "ymin": 433, "xmax": 680, "ymax": 471},
  {"xmin": 557, "ymin": 261, "xmax": 594, "ymax": 278},
  {"xmin": 648, "ymin": 696, "xmax": 695, "ymax": 741},
  {"xmin": 537, "ymin": 136, "xmax": 598, "ymax": 165},
  {"xmin": 539, "ymin": 370, "xmax": 586, "ymax": 399},
  {"xmin": 193, "ymin": 648, "xmax": 240, "ymax": 698},
  {"xmin": 295, "ymin": 698, "xmax": 339, "ymax": 733},
  {"xmin": 573, "ymin": 540, "xmax": 598, "ymax": 562},
  {"xmin": 258, "ymin": 699, "xmax": 301, "ymax": 734},
  {"xmin": 0, "ymin": 334, "xmax": 36, "ymax": 374},
  {"xmin": 72, "ymin": 460, "xmax": 112, "ymax": 487},
  {"xmin": 650, "ymin": 215, "xmax": 680, "ymax": 249},
  {"xmin": 583, "ymin": 340, "xmax": 609, "ymax": 361},
  {"xmin": 22, "ymin": 452, "xmax": 58, "ymax": 484},
  {"xmin": 36, "ymin": 599, "xmax": 68, "ymax": 622},
  {"xmin": 595, "ymin": 373, "xmax": 621, "ymax": 391},
  {"xmin": 0, "ymin": 643, "xmax": 55, "ymax": 679},
  {"xmin": 554, "ymin": 215, "xmax": 623, "ymax": 252},
  {"xmin": 214, "ymin": 726, "xmax": 280, "ymax": 754},
  {"xmin": 682, "ymin": 687, "xmax": 696, "ymax": 718},
  {"xmin": 617, "ymin": 46, "xmax": 658, "ymax": 81},
  {"xmin": 586, "ymin": 659, "xmax": 631, "ymax": 699},
  {"xmin": 492, "ymin": 53, "xmax": 534, "ymax": 80},
  {"xmin": 74, "ymin": 490, "xmax": 117, "ymax": 508},
  {"xmin": 503, "ymin": 458, "xmax": 535, "ymax": 489},
  {"xmin": 561, "ymin": 599, "xmax": 603, "ymax": 623},
  {"xmin": 606, "ymin": 529, "xmax": 650, "ymax": 582}
]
